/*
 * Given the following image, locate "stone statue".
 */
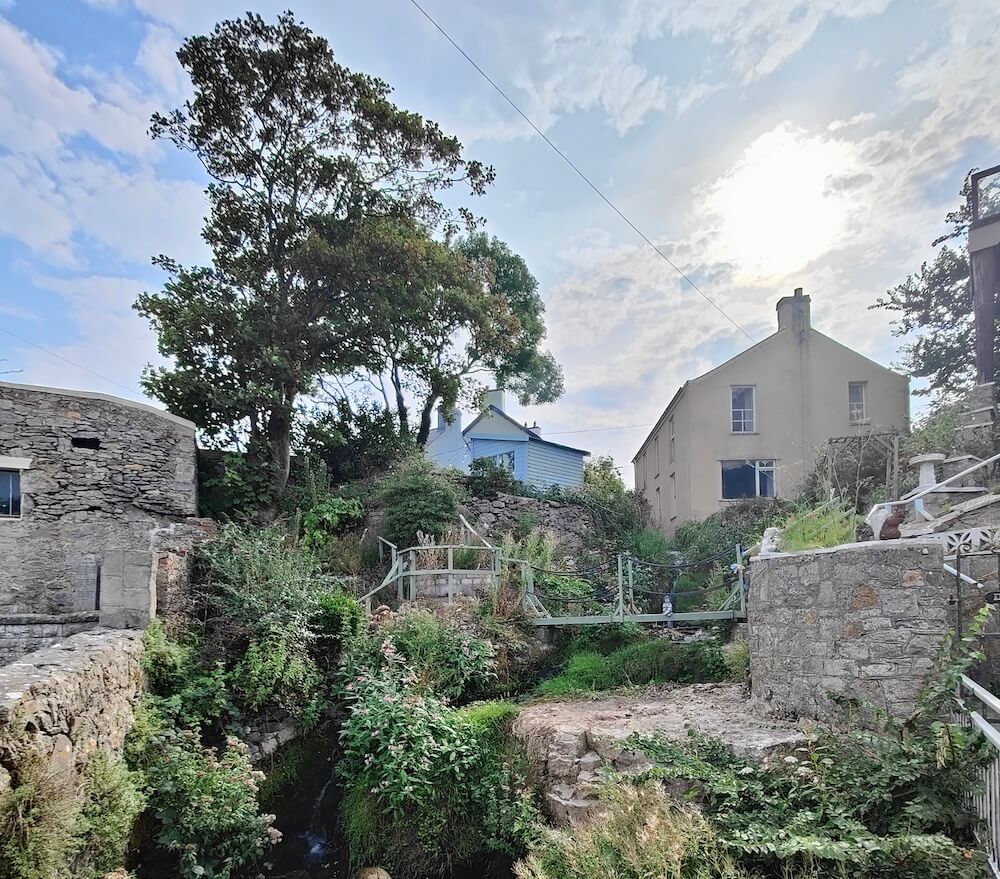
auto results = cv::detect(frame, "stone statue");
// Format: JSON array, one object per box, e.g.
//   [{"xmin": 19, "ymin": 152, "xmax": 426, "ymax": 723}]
[{"xmin": 879, "ymin": 508, "xmax": 905, "ymax": 540}]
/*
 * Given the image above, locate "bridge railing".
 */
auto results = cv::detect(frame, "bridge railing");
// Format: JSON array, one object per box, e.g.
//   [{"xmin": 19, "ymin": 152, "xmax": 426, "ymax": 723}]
[{"xmin": 958, "ymin": 674, "xmax": 1000, "ymax": 877}]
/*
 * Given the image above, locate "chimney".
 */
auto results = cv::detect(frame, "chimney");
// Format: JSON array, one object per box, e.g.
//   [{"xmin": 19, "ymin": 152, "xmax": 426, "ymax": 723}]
[
  {"xmin": 529, "ymin": 421, "xmax": 541, "ymax": 436},
  {"xmin": 485, "ymin": 388, "xmax": 506, "ymax": 411},
  {"xmin": 437, "ymin": 406, "xmax": 461, "ymax": 431},
  {"xmin": 776, "ymin": 287, "xmax": 811, "ymax": 333}
]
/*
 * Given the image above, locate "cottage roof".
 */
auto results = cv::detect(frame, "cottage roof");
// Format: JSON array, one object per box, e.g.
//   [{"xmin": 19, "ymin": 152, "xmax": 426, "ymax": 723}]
[{"xmin": 463, "ymin": 405, "xmax": 590, "ymax": 456}]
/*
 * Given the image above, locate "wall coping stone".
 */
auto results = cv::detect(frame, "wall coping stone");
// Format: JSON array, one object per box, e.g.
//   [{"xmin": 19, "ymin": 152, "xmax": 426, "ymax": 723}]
[{"xmin": 752, "ymin": 538, "xmax": 940, "ymax": 562}]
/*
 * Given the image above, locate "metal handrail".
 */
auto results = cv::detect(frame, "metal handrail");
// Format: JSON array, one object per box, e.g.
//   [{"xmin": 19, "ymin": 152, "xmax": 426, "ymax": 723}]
[
  {"xmin": 869, "ymin": 452, "xmax": 1000, "ymax": 515},
  {"xmin": 458, "ymin": 513, "xmax": 494, "ymax": 549},
  {"xmin": 360, "ymin": 556, "xmax": 403, "ymax": 614}
]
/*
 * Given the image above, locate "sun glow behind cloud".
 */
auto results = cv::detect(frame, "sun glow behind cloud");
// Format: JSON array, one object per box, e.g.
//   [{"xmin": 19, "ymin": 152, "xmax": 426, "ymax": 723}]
[{"xmin": 700, "ymin": 124, "xmax": 862, "ymax": 282}]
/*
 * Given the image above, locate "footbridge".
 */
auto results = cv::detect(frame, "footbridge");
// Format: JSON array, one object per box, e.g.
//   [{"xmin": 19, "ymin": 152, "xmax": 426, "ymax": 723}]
[{"xmin": 361, "ymin": 518, "xmax": 748, "ymax": 626}]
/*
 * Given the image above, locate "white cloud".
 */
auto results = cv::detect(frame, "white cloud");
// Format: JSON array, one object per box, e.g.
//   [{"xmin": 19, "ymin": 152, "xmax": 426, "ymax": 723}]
[{"xmin": 135, "ymin": 23, "xmax": 187, "ymax": 100}]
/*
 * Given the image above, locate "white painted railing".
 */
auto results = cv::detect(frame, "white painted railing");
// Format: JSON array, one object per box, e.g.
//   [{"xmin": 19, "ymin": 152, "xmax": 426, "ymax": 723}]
[
  {"xmin": 959, "ymin": 674, "xmax": 1000, "ymax": 877},
  {"xmin": 865, "ymin": 451, "xmax": 1000, "ymax": 534}
]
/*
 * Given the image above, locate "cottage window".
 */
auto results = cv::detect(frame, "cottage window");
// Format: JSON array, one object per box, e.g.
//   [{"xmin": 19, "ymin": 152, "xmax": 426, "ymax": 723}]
[
  {"xmin": 721, "ymin": 459, "xmax": 775, "ymax": 499},
  {"xmin": 848, "ymin": 382, "xmax": 867, "ymax": 424},
  {"xmin": 71, "ymin": 436, "xmax": 101, "ymax": 450},
  {"xmin": 731, "ymin": 386, "xmax": 755, "ymax": 433},
  {"xmin": 489, "ymin": 451, "xmax": 515, "ymax": 473},
  {"xmin": 0, "ymin": 469, "xmax": 21, "ymax": 518},
  {"xmin": 668, "ymin": 416, "xmax": 675, "ymax": 463}
]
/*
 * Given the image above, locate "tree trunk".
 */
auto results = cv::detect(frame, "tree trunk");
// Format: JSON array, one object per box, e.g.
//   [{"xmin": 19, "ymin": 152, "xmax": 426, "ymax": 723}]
[
  {"xmin": 390, "ymin": 364, "xmax": 409, "ymax": 438},
  {"xmin": 415, "ymin": 394, "xmax": 437, "ymax": 447},
  {"xmin": 259, "ymin": 404, "xmax": 293, "ymax": 522}
]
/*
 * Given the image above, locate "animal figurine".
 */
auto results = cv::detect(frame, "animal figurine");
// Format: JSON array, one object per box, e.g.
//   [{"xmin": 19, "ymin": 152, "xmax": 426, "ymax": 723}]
[{"xmin": 879, "ymin": 508, "xmax": 905, "ymax": 540}]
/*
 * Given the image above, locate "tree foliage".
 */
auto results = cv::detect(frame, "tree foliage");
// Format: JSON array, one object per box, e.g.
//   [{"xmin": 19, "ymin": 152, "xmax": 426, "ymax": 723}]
[
  {"xmin": 873, "ymin": 170, "xmax": 995, "ymax": 398},
  {"xmin": 135, "ymin": 11, "xmax": 492, "ymax": 512}
]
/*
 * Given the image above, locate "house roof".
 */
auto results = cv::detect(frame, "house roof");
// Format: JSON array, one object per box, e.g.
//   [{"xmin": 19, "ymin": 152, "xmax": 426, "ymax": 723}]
[{"xmin": 464, "ymin": 405, "xmax": 590, "ymax": 456}]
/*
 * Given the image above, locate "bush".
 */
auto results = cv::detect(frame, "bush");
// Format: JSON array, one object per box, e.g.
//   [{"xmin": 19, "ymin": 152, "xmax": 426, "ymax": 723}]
[
  {"xmin": 722, "ymin": 640, "xmax": 749, "ymax": 682},
  {"xmin": 0, "ymin": 754, "xmax": 144, "ymax": 879},
  {"xmin": 379, "ymin": 461, "xmax": 461, "ymax": 548},
  {"xmin": 669, "ymin": 498, "xmax": 793, "ymax": 560},
  {"xmin": 0, "ymin": 759, "xmax": 82, "ymax": 879},
  {"xmin": 301, "ymin": 495, "xmax": 364, "ymax": 552},
  {"xmin": 339, "ymin": 667, "xmax": 538, "ymax": 878},
  {"xmin": 75, "ymin": 753, "xmax": 146, "ymax": 878},
  {"xmin": 515, "ymin": 781, "xmax": 745, "ymax": 879},
  {"xmin": 309, "ymin": 590, "xmax": 363, "ymax": 664},
  {"xmin": 229, "ymin": 633, "xmax": 323, "ymax": 716},
  {"xmin": 536, "ymin": 638, "xmax": 729, "ymax": 696},
  {"xmin": 387, "ymin": 609, "xmax": 496, "ymax": 701},
  {"xmin": 137, "ymin": 727, "xmax": 278, "ymax": 879},
  {"xmin": 469, "ymin": 457, "xmax": 519, "ymax": 497}
]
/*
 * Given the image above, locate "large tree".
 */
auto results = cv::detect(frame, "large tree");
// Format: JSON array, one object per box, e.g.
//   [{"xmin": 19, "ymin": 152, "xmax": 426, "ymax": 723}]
[
  {"xmin": 873, "ymin": 171, "xmax": 998, "ymax": 398},
  {"xmin": 346, "ymin": 228, "xmax": 564, "ymax": 445},
  {"xmin": 135, "ymin": 12, "xmax": 491, "ymax": 513}
]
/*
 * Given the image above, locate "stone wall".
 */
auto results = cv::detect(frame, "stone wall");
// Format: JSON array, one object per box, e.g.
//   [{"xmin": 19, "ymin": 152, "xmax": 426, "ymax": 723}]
[
  {"xmin": 0, "ymin": 381, "xmax": 198, "ymax": 615},
  {"xmin": 0, "ymin": 612, "xmax": 100, "ymax": 664},
  {"xmin": 463, "ymin": 492, "xmax": 593, "ymax": 557},
  {"xmin": 0, "ymin": 629, "xmax": 143, "ymax": 794},
  {"xmin": 748, "ymin": 540, "xmax": 950, "ymax": 721}
]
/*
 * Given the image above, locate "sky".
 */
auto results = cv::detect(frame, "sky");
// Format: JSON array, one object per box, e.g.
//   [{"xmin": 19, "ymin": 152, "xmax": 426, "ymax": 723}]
[{"xmin": 0, "ymin": 0, "xmax": 997, "ymax": 485}]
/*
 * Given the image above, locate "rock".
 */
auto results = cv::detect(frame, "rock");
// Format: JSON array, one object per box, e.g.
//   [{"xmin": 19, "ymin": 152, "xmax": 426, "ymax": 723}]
[
  {"xmin": 355, "ymin": 868, "xmax": 392, "ymax": 879},
  {"xmin": 513, "ymin": 683, "xmax": 805, "ymax": 825}
]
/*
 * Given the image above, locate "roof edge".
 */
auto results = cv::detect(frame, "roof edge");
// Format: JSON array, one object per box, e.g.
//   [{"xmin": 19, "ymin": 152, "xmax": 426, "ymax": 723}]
[{"xmin": 0, "ymin": 381, "xmax": 197, "ymax": 431}]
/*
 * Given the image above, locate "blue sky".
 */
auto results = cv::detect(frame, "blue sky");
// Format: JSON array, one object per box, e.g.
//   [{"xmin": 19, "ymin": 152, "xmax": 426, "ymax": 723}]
[{"xmin": 0, "ymin": 0, "xmax": 996, "ymax": 482}]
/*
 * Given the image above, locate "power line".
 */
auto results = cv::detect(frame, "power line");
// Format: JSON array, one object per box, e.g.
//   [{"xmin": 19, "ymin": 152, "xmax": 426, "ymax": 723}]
[
  {"xmin": 405, "ymin": 0, "xmax": 757, "ymax": 345},
  {"xmin": 546, "ymin": 422, "xmax": 653, "ymax": 436},
  {"xmin": 0, "ymin": 325, "xmax": 144, "ymax": 399}
]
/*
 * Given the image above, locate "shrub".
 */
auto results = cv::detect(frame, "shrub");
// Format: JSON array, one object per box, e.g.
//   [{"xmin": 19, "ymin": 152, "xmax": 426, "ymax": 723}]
[
  {"xmin": 229, "ymin": 633, "xmax": 323, "ymax": 717},
  {"xmin": 138, "ymin": 727, "xmax": 278, "ymax": 879},
  {"xmin": 387, "ymin": 609, "xmax": 496, "ymax": 701},
  {"xmin": 301, "ymin": 495, "xmax": 364, "ymax": 551},
  {"xmin": 309, "ymin": 590, "xmax": 363, "ymax": 663},
  {"xmin": 537, "ymin": 638, "xmax": 729, "ymax": 696},
  {"xmin": 469, "ymin": 457, "xmax": 519, "ymax": 497},
  {"xmin": 379, "ymin": 462, "xmax": 461, "ymax": 548},
  {"xmin": 515, "ymin": 781, "xmax": 745, "ymax": 879},
  {"xmin": 722, "ymin": 640, "xmax": 750, "ymax": 682},
  {"xmin": 75, "ymin": 753, "xmax": 146, "ymax": 878},
  {"xmin": 340, "ymin": 669, "xmax": 538, "ymax": 878},
  {"xmin": 0, "ymin": 759, "xmax": 82, "ymax": 879}
]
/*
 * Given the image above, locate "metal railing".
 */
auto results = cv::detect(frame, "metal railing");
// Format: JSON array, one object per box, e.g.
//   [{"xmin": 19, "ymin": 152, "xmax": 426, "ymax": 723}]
[
  {"xmin": 520, "ymin": 544, "xmax": 749, "ymax": 626},
  {"xmin": 958, "ymin": 674, "xmax": 1000, "ymax": 877},
  {"xmin": 865, "ymin": 451, "xmax": 1000, "ymax": 533}
]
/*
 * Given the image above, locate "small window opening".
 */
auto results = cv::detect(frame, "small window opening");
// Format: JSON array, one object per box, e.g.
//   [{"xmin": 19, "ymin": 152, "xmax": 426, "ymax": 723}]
[{"xmin": 71, "ymin": 437, "xmax": 101, "ymax": 450}]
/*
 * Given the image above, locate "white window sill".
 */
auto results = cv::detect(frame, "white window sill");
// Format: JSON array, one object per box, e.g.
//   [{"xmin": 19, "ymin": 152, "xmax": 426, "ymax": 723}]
[{"xmin": 730, "ymin": 431, "xmax": 759, "ymax": 436}]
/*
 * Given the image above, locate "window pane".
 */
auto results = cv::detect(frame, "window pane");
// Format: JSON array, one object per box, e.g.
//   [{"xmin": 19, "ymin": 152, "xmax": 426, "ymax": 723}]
[
  {"xmin": 757, "ymin": 461, "xmax": 775, "ymax": 497},
  {"xmin": 731, "ymin": 387, "xmax": 754, "ymax": 432},
  {"xmin": 0, "ymin": 470, "xmax": 17, "ymax": 517},
  {"xmin": 722, "ymin": 461, "xmax": 756, "ymax": 499}
]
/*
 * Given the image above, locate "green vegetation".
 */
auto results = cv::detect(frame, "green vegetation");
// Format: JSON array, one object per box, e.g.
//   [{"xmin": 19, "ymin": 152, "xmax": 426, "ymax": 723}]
[
  {"xmin": 339, "ymin": 662, "xmax": 539, "ymax": 877},
  {"xmin": 537, "ymin": 635, "xmax": 729, "ymax": 696},
  {"xmin": 378, "ymin": 460, "xmax": 462, "ymax": 548},
  {"xmin": 779, "ymin": 500, "xmax": 858, "ymax": 551},
  {"xmin": 301, "ymin": 495, "xmax": 364, "ymax": 552},
  {"xmin": 0, "ymin": 754, "xmax": 145, "ymax": 879},
  {"xmin": 518, "ymin": 611, "xmax": 995, "ymax": 879}
]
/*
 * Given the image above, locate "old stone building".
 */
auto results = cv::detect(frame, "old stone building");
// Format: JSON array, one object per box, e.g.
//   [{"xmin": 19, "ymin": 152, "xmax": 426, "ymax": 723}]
[{"xmin": 0, "ymin": 381, "xmax": 197, "ymax": 620}]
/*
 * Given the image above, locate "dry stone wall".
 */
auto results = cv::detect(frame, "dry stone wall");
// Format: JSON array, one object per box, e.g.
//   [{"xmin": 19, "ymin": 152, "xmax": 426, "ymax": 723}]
[
  {"xmin": 0, "ymin": 382, "xmax": 197, "ymax": 616},
  {"xmin": 748, "ymin": 540, "xmax": 950, "ymax": 721},
  {"xmin": 0, "ymin": 612, "xmax": 99, "ymax": 665},
  {"xmin": 463, "ymin": 492, "xmax": 593, "ymax": 557},
  {"xmin": 0, "ymin": 629, "xmax": 143, "ymax": 795}
]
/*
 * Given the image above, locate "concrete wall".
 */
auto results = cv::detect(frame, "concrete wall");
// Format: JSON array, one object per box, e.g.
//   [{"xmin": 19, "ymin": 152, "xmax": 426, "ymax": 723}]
[
  {"xmin": 634, "ymin": 297, "xmax": 910, "ymax": 536},
  {"xmin": 0, "ymin": 629, "xmax": 143, "ymax": 795},
  {"xmin": 748, "ymin": 540, "xmax": 949, "ymax": 721},
  {"xmin": 0, "ymin": 382, "xmax": 197, "ymax": 614}
]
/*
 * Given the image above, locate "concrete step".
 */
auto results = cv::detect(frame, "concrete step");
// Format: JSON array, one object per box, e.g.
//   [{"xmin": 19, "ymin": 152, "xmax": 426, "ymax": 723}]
[{"xmin": 899, "ymin": 491, "xmax": 1000, "ymax": 538}]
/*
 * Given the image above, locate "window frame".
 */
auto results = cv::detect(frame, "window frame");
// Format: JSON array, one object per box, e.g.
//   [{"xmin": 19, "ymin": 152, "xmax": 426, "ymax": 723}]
[
  {"xmin": 0, "ymin": 468, "xmax": 23, "ymax": 519},
  {"xmin": 730, "ymin": 385, "xmax": 756, "ymax": 434},
  {"xmin": 668, "ymin": 416, "xmax": 675, "ymax": 463},
  {"xmin": 720, "ymin": 458, "xmax": 776, "ymax": 500},
  {"xmin": 848, "ymin": 381, "xmax": 868, "ymax": 424},
  {"xmin": 669, "ymin": 472, "xmax": 677, "ymax": 520},
  {"xmin": 489, "ymin": 451, "xmax": 516, "ymax": 474}
]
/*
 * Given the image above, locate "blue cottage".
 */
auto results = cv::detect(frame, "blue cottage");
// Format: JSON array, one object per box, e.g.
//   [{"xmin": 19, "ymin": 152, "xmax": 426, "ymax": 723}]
[{"xmin": 425, "ymin": 390, "xmax": 589, "ymax": 489}]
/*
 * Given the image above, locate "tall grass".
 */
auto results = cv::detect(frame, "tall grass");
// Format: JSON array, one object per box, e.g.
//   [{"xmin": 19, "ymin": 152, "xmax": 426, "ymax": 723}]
[{"xmin": 780, "ymin": 500, "xmax": 857, "ymax": 552}]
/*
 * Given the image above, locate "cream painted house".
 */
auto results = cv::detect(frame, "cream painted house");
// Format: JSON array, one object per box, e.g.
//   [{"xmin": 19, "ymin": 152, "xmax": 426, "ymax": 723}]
[{"xmin": 633, "ymin": 290, "xmax": 910, "ymax": 535}]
